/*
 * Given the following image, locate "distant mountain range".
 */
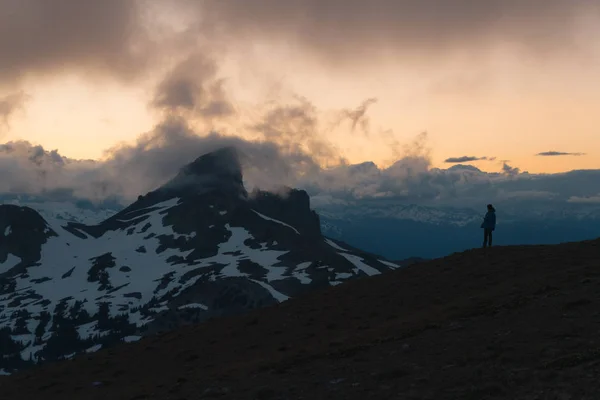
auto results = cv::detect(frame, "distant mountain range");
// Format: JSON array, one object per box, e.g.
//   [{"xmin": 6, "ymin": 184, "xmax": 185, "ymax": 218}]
[{"xmin": 318, "ymin": 201, "xmax": 600, "ymax": 259}]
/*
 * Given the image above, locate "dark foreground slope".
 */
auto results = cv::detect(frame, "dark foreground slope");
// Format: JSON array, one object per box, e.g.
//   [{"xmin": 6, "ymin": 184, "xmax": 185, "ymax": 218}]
[{"xmin": 2, "ymin": 238, "xmax": 600, "ymax": 399}]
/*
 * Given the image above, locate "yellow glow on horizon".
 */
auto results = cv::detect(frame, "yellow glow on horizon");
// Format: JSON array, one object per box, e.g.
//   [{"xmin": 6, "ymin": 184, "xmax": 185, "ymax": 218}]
[{"xmin": 6, "ymin": 76, "xmax": 157, "ymax": 160}]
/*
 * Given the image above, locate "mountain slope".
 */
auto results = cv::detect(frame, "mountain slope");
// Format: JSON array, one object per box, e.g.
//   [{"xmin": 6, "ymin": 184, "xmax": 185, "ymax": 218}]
[
  {"xmin": 1, "ymin": 238, "xmax": 599, "ymax": 399},
  {"xmin": 0, "ymin": 147, "xmax": 399, "ymax": 372}
]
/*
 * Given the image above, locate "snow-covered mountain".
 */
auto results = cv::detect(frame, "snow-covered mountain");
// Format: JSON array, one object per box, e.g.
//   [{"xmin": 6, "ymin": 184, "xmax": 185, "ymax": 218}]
[
  {"xmin": 1, "ymin": 199, "xmax": 117, "ymax": 225},
  {"xmin": 0, "ymin": 147, "xmax": 399, "ymax": 374},
  {"xmin": 317, "ymin": 203, "xmax": 481, "ymax": 227}
]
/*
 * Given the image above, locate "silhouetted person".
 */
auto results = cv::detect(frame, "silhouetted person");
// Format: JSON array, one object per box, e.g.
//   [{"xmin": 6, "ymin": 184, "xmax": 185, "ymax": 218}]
[{"xmin": 481, "ymin": 204, "xmax": 496, "ymax": 248}]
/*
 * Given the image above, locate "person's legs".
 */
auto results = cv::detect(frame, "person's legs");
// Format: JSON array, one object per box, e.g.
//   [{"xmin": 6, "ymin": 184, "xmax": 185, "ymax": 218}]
[{"xmin": 483, "ymin": 229, "xmax": 493, "ymax": 247}]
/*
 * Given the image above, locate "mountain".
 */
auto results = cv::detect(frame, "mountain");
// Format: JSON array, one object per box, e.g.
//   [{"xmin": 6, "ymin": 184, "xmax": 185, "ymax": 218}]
[
  {"xmin": 2, "ymin": 237, "xmax": 599, "ymax": 399},
  {"xmin": 0, "ymin": 147, "xmax": 399, "ymax": 373},
  {"xmin": 317, "ymin": 201, "xmax": 600, "ymax": 259},
  {"xmin": 0, "ymin": 197, "xmax": 117, "ymax": 225}
]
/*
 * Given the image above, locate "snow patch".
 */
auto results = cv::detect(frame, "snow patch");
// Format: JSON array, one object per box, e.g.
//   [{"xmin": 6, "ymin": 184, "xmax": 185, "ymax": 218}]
[
  {"xmin": 338, "ymin": 253, "xmax": 381, "ymax": 276},
  {"xmin": 149, "ymin": 305, "xmax": 170, "ymax": 313},
  {"xmin": 325, "ymin": 238, "xmax": 348, "ymax": 252},
  {"xmin": 77, "ymin": 321, "xmax": 98, "ymax": 340},
  {"xmin": 178, "ymin": 303, "xmax": 208, "ymax": 310},
  {"xmin": 378, "ymin": 259, "xmax": 400, "ymax": 269},
  {"xmin": 252, "ymin": 210, "xmax": 300, "ymax": 234},
  {"xmin": 250, "ymin": 279, "xmax": 290, "ymax": 302},
  {"xmin": 86, "ymin": 344, "xmax": 102, "ymax": 353},
  {"xmin": 0, "ymin": 253, "xmax": 21, "ymax": 274}
]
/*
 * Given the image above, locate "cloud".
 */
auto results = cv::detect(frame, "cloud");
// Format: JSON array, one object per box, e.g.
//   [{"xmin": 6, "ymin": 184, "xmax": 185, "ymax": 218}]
[
  {"xmin": 536, "ymin": 151, "xmax": 586, "ymax": 156},
  {"xmin": 247, "ymin": 95, "xmax": 346, "ymax": 168},
  {"xmin": 0, "ymin": 113, "xmax": 325, "ymax": 202},
  {"xmin": 0, "ymin": 0, "xmax": 155, "ymax": 87},
  {"xmin": 0, "ymin": 92, "xmax": 29, "ymax": 133},
  {"xmin": 502, "ymin": 162, "xmax": 521, "ymax": 176},
  {"xmin": 199, "ymin": 0, "xmax": 600, "ymax": 67},
  {"xmin": 444, "ymin": 156, "xmax": 495, "ymax": 163},
  {"xmin": 335, "ymin": 98, "xmax": 378, "ymax": 134},
  {"xmin": 3, "ymin": 130, "xmax": 600, "ymax": 216},
  {"xmin": 1, "ymin": 0, "xmax": 596, "ymax": 91},
  {"xmin": 150, "ymin": 53, "xmax": 235, "ymax": 120}
]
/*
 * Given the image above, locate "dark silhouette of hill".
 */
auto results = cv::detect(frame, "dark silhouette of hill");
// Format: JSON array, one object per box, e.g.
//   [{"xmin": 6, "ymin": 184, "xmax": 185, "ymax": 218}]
[
  {"xmin": 1, "ymin": 238, "xmax": 600, "ymax": 399},
  {"xmin": 393, "ymin": 256, "xmax": 428, "ymax": 266}
]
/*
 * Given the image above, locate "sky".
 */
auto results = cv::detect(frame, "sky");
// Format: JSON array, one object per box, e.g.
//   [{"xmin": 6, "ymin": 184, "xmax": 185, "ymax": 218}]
[{"xmin": 1, "ymin": 0, "xmax": 600, "ymax": 208}]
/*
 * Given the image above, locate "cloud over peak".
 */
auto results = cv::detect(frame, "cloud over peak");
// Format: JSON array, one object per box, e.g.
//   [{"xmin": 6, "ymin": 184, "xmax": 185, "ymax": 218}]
[
  {"xmin": 4, "ymin": 127, "xmax": 600, "ymax": 216},
  {"xmin": 150, "ymin": 53, "xmax": 235, "ymax": 120}
]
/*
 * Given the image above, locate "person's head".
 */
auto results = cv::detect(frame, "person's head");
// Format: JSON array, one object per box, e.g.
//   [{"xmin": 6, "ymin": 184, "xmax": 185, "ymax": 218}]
[{"xmin": 487, "ymin": 204, "xmax": 494, "ymax": 211}]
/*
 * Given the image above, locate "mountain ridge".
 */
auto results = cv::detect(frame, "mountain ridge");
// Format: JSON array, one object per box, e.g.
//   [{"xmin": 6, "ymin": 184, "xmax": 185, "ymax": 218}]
[{"xmin": 0, "ymin": 148, "xmax": 399, "ymax": 373}]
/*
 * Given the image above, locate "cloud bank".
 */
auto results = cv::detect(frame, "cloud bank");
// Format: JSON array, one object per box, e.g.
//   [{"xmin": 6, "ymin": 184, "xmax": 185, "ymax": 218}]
[
  {"xmin": 200, "ymin": 0, "xmax": 600, "ymax": 66},
  {"xmin": 0, "ymin": 0, "xmax": 159, "ymax": 87},
  {"xmin": 2, "ymin": 0, "xmax": 597, "ymax": 89},
  {"xmin": 2, "ymin": 124, "xmax": 600, "ymax": 214}
]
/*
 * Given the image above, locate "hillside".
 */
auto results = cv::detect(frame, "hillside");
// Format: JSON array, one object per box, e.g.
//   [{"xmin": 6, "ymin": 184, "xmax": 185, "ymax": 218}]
[
  {"xmin": 0, "ymin": 147, "xmax": 398, "ymax": 372},
  {"xmin": 1, "ymin": 238, "xmax": 599, "ymax": 399}
]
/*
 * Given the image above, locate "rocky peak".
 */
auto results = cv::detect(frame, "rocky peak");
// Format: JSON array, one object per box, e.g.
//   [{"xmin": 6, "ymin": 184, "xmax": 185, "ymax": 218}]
[
  {"xmin": 157, "ymin": 147, "xmax": 247, "ymax": 200},
  {"xmin": 0, "ymin": 205, "xmax": 57, "ymax": 267},
  {"xmin": 249, "ymin": 188, "xmax": 321, "ymax": 237}
]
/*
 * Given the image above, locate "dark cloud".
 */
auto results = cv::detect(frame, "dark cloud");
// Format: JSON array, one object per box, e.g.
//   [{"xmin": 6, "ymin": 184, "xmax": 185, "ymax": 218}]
[
  {"xmin": 444, "ymin": 156, "xmax": 494, "ymax": 163},
  {"xmin": 151, "ymin": 53, "xmax": 235, "ymax": 120},
  {"xmin": 502, "ymin": 162, "xmax": 521, "ymax": 176},
  {"xmin": 2, "ymin": 0, "xmax": 594, "ymax": 89},
  {"xmin": 536, "ymin": 151, "xmax": 586, "ymax": 156},
  {"xmin": 0, "ymin": 0, "xmax": 153, "ymax": 86},
  {"xmin": 0, "ymin": 92, "xmax": 29, "ymax": 133},
  {"xmin": 200, "ymin": 0, "xmax": 599, "ymax": 67}
]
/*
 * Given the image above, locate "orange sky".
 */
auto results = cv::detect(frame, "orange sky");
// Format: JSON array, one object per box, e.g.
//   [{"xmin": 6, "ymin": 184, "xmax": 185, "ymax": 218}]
[{"xmin": 2, "ymin": 1, "xmax": 599, "ymax": 175}]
